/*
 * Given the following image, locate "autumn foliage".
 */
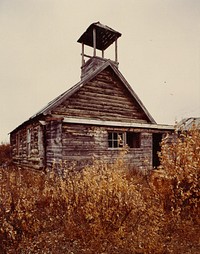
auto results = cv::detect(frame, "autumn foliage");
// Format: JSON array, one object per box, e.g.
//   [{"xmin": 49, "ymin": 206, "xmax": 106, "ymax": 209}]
[
  {"xmin": 0, "ymin": 127, "xmax": 199, "ymax": 253},
  {"xmin": 0, "ymin": 143, "xmax": 11, "ymax": 166}
]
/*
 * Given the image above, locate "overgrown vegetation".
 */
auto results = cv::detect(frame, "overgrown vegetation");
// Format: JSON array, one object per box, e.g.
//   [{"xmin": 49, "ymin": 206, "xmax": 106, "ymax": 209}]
[
  {"xmin": 0, "ymin": 127, "xmax": 199, "ymax": 253},
  {"xmin": 0, "ymin": 142, "xmax": 11, "ymax": 166}
]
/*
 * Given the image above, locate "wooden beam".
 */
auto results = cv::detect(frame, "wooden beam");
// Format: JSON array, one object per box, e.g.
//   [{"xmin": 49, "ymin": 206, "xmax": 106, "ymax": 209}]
[
  {"xmin": 102, "ymin": 50, "xmax": 104, "ymax": 58},
  {"xmin": 63, "ymin": 117, "xmax": 174, "ymax": 130},
  {"xmin": 81, "ymin": 53, "xmax": 93, "ymax": 59}
]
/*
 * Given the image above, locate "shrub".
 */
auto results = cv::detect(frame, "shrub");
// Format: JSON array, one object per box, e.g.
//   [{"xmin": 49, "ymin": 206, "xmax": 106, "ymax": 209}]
[
  {"xmin": 158, "ymin": 126, "xmax": 200, "ymax": 217},
  {"xmin": 150, "ymin": 125, "xmax": 200, "ymax": 253},
  {"xmin": 0, "ymin": 142, "xmax": 12, "ymax": 166},
  {"xmin": 0, "ymin": 159, "xmax": 165, "ymax": 253},
  {"xmin": 0, "ymin": 127, "xmax": 199, "ymax": 253}
]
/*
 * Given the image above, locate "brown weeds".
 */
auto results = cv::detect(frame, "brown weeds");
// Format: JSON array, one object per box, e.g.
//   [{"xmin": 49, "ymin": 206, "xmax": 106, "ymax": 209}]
[{"xmin": 0, "ymin": 127, "xmax": 199, "ymax": 253}]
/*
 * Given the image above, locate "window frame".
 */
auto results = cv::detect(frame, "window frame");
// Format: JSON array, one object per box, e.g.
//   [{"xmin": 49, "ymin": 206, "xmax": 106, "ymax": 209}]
[
  {"xmin": 108, "ymin": 131, "xmax": 141, "ymax": 149},
  {"xmin": 108, "ymin": 132, "xmax": 126, "ymax": 149}
]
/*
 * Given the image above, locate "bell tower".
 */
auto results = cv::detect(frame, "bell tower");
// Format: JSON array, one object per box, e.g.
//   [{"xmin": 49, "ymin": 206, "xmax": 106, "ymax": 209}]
[{"xmin": 77, "ymin": 22, "xmax": 122, "ymax": 78}]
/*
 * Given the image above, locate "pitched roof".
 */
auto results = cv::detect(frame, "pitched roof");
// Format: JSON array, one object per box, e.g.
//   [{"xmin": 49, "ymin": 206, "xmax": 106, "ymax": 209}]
[
  {"xmin": 11, "ymin": 59, "xmax": 156, "ymax": 133},
  {"xmin": 176, "ymin": 117, "xmax": 200, "ymax": 130},
  {"xmin": 77, "ymin": 22, "xmax": 121, "ymax": 50},
  {"xmin": 31, "ymin": 59, "xmax": 156, "ymax": 123}
]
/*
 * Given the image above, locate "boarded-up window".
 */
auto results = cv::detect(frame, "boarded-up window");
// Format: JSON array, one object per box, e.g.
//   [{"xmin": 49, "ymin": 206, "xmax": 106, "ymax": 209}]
[{"xmin": 38, "ymin": 126, "xmax": 43, "ymax": 155}]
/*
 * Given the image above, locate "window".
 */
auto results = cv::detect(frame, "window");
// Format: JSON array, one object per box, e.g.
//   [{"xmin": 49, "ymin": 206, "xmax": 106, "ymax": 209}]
[
  {"xmin": 108, "ymin": 131, "xmax": 141, "ymax": 149},
  {"xmin": 108, "ymin": 132, "xmax": 125, "ymax": 148},
  {"xmin": 38, "ymin": 126, "xmax": 42, "ymax": 148},
  {"xmin": 126, "ymin": 132, "xmax": 141, "ymax": 148},
  {"xmin": 27, "ymin": 128, "xmax": 31, "ymax": 156}
]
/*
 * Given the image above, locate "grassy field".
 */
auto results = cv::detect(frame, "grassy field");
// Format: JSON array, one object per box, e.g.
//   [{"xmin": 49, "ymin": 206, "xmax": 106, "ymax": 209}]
[{"xmin": 0, "ymin": 127, "xmax": 199, "ymax": 253}]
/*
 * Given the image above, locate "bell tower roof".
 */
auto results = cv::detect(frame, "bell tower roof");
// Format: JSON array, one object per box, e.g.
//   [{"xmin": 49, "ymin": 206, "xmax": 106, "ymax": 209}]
[
  {"xmin": 77, "ymin": 22, "xmax": 121, "ymax": 51},
  {"xmin": 77, "ymin": 22, "xmax": 122, "ymax": 78}
]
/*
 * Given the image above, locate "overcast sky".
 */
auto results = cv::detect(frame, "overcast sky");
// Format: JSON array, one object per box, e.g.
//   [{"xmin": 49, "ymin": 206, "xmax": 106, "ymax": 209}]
[{"xmin": 0, "ymin": 0, "xmax": 200, "ymax": 142}]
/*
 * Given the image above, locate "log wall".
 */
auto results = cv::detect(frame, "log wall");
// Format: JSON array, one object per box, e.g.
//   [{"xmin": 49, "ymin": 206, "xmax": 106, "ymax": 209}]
[
  {"xmin": 10, "ymin": 122, "xmax": 45, "ymax": 169},
  {"xmin": 61, "ymin": 123, "xmax": 153, "ymax": 170},
  {"xmin": 52, "ymin": 67, "xmax": 150, "ymax": 123},
  {"xmin": 45, "ymin": 119, "xmax": 62, "ymax": 170},
  {"xmin": 10, "ymin": 66, "xmax": 168, "ymax": 170}
]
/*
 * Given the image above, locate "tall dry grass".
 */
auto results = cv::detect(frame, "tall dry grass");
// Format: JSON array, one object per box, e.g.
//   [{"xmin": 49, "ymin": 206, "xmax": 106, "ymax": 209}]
[
  {"xmin": 0, "ymin": 142, "xmax": 11, "ymax": 167},
  {"xmin": 151, "ymin": 125, "xmax": 200, "ymax": 253},
  {"xmin": 0, "ymin": 127, "xmax": 199, "ymax": 253}
]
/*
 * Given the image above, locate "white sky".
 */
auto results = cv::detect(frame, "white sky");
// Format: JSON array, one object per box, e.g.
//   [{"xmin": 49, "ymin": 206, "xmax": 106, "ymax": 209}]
[{"xmin": 0, "ymin": 0, "xmax": 200, "ymax": 142}]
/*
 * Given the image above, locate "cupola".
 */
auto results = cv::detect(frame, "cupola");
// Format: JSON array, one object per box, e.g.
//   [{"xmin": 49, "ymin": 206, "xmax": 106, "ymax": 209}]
[{"xmin": 77, "ymin": 22, "xmax": 122, "ymax": 78}]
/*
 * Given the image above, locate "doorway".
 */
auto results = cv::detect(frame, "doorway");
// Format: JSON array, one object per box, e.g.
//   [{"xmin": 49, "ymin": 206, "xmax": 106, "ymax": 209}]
[{"xmin": 153, "ymin": 133, "xmax": 163, "ymax": 168}]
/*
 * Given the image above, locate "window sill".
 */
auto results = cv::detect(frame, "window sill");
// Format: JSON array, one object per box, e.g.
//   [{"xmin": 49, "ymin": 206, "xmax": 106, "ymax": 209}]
[{"xmin": 108, "ymin": 147, "xmax": 125, "ymax": 150}]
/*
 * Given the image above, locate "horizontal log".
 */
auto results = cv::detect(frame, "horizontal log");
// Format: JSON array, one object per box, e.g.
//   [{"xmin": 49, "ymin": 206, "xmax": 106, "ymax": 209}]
[
  {"xmin": 65, "ymin": 101, "xmax": 140, "ymax": 114},
  {"xmin": 95, "ymin": 80, "xmax": 124, "ymax": 90},
  {"xmin": 69, "ymin": 95, "xmax": 134, "ymax": 109},
  {"xmin": 53, "ymin": 108, "xmax": 146, "ymax": 121}
]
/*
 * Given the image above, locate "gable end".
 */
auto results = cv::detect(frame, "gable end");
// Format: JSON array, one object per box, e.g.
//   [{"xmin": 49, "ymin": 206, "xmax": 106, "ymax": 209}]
[{"xmin": 51, "ymin": 66, "xmax": 154, "ymax": 123}]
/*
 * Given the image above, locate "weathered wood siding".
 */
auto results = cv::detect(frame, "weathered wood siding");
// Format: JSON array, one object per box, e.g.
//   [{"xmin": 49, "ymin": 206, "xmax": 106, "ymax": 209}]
[
  {"xmin": 10, "ymin": 122, "xmax": 44, "ymax": 169},
  {"xmin": 61, "ymin": 123, "xmax": 153, "ymax": 169},
  {"xmin": 52, "ymin": 67, "xmax": 150, "ymax": 123},
  {"xmin": 45, "ymin": 119, "xmax": 62, "ymax": 169},
  {"xmin": 10, "ymin": 67, "xmax": 168, "ymax": 170}
]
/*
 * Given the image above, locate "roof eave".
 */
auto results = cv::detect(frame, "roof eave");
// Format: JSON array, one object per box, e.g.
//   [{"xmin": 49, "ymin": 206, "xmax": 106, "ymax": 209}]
[{"xmin": 63, "ymin": 117, "xmax": 174, "ymax": 130}]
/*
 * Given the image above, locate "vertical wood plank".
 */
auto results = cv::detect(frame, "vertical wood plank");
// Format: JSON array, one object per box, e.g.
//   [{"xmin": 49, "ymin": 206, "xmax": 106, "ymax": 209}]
[
  {"xmin": 115, "ymin": 39, "xmax": 118, "ymax": 62},
  {"xmin": 93, "ymin": 28, "xmax": 96, "ymax": 57},
  {"xmin": 82, "ymin": 43, "xmax": 85, "ymax": 66}
]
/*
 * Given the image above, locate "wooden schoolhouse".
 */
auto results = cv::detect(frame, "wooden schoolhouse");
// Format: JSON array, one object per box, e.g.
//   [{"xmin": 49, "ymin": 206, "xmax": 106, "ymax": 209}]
[{"xmin": 10, "ymin": 22, "xmax": 174, "ymax": 170}]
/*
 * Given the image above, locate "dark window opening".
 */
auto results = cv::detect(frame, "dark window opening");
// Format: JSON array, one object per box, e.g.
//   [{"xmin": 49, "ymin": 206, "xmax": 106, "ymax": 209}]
[
  {"xmin": 153, "ymin": 133, "xmax": 163, "ymax": 168},
  {"xmin": 126, "ymin": 132, "xmax": 141, "ymax": 148}
]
